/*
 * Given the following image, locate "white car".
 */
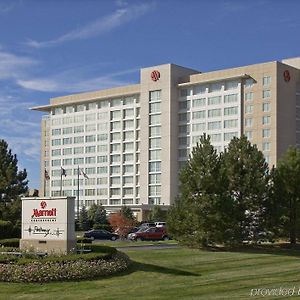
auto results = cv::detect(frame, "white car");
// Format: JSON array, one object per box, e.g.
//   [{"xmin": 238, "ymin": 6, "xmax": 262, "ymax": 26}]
[{"xmin": 155, "ymin": 222, "xmax": 166, "ymax": 227}]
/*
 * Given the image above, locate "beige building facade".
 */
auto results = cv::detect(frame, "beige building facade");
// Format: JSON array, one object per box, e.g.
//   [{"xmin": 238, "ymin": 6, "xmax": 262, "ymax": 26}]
[{"xmin": 32, "ymin": 58, "xmax": 300, "ymax": 220}]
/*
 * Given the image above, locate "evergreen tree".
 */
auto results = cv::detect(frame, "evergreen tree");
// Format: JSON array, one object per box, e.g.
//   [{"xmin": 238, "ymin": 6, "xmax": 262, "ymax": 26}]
[
  {"xmin": 168, "ymin": 134, "xmax": 229, "ymax": 246},
  {"xmin": 222, "ymin": 136, "xmax": 269, "ymax": 244},
  {"xmin": 148, "ymin": 205, "xmax": 167, "ymax": 222},
  {"xmin": 79, "ymin": 206, "xmax": 90, "ymax": 231},
  {"xmin": 94, "ymin": 205, "xmax": 107, "ymax": 225},
  {"xmin": 275, "ymin": 146, "xmax": 300, "ymax": 245},
  {"xmin": 0, "ymin": 139, "xmax": 28, "ymax": 222},
  {"xmin": 120, "ymin": 206, "xmax": 135, "ymax": 221}
]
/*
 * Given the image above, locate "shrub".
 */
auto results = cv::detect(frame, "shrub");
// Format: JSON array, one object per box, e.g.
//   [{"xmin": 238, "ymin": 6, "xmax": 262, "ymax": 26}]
[
  {"xmin": 0, "ymin": 220, "xmax": 13, "ymax": 239},
  {"xmin": 0, "ymin": 238, "xmax": 20, "ymax": 248},
  {"xmin": 93, "ymin": 223, "xmax": 113, "ymax": 231}
]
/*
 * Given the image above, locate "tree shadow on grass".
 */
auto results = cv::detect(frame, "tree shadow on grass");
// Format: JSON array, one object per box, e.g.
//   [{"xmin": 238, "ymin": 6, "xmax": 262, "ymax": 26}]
[{"xmin": 114, "ymin": 261, "xmax": 200, "ymax": 278}]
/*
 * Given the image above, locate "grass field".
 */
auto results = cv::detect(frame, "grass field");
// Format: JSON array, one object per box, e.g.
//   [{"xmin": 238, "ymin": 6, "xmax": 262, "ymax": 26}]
[{"xmin": 1, "ymin": 245, "xmax": 300, "ymax": 300}]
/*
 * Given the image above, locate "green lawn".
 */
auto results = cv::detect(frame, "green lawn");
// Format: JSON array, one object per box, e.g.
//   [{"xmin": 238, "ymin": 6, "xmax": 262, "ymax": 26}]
[{"xmin": 1, "ymin": 246, "xmax": 300, "ymax": 300}]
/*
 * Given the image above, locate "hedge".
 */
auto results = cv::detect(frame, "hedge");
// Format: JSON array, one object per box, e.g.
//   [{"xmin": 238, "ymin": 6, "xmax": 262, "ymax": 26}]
[{"xmin": 0, "ymin": 238, "xmax": 20, "ymax": 248}]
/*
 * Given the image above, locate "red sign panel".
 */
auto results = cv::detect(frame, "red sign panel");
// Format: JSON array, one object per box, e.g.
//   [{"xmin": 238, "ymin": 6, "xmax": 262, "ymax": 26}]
[{"xmin": 151, "ymin": 70, "xmax": 160, "ymax": 81}]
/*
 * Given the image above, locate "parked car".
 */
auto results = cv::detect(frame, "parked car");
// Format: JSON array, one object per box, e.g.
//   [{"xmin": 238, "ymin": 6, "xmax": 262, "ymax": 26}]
[
  {"xmin": 83, "ymin": 229, "xmax": 119, "ymax": 241},
  {"xmin": 155, "ymin": 222, "xmax": 166, "ymax": 227},
  {"xmin": 139, "ymin": 222, "xmax": 156, "ymax": 229},
  {"xmin": 128, "ymin": 227, "xmax": 170, "ymax": 241}
]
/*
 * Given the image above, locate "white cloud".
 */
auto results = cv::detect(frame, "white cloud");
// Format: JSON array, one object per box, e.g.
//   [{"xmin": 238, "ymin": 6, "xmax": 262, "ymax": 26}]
[
  {"xmin": 26, "ymin": 3, "xmax": 154, "ymax": 48},
  {"xmin": 16, "ymin": 67, "xmax": 138, "ymax": 93}
]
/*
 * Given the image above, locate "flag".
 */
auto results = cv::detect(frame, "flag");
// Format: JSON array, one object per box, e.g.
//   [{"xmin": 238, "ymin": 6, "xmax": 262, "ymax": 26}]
[
  {"xmin": 44, "ymin": 169, "xmax": 50, "ymax": 180},
  {"xmin": 61, "ymin": 167, "xmax": 67, "ymax": 177},
  {"xmin": 80, "ymin": 168, "xmax": 89, "ymax": 179}
]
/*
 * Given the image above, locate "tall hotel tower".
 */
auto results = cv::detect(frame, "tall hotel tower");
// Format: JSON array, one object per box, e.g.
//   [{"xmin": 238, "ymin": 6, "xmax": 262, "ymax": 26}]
[{"xmin": 32, "ymin": 57, "xmax": 300, "ymax": 220}]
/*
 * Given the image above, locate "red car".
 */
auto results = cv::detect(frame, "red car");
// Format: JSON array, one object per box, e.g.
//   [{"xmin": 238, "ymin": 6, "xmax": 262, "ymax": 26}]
[{"xmin": 129, "ymin": 227, "xmax": 170, "ymax": 241}]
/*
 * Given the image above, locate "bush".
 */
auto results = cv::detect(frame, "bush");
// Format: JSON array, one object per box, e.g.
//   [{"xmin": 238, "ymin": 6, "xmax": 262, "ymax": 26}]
[
  {"xmin": 0, "ymin": 220, "xmax": 13, "ymax": 239},
  {"xmin": 93, "ymin": 223, "xmax": 113, "ymax": 231},
  {"xmin": 0, "ymin": 238, "xmax": 20, "ymax": 248}
]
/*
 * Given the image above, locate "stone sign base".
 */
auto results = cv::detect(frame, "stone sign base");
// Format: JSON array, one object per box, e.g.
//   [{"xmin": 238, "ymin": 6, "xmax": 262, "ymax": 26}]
[{"xmin": 20, "ymin": 239, "xmax": 76, "ymax": 254}]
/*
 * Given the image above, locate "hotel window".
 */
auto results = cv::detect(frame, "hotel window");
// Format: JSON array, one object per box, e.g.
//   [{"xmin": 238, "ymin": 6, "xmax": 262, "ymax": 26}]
[
  {"xmin": 51, "ymin": 169, "xmax": 61, "ymax": 177},
  {"xmin": 52, "ymin": 159, "xmax": 61, "ymax": 167},
  {"xmin": 245, "ymin": 105, "xmax": 253, "ymax": 114},
  {"xmin": 224, "ymin": 94, "xmax": 238, "ymax": 103},
  {"xmin": 224, "ymin": 119, "xmax": 238, "ymax": 128},
  {"xmin": 263, "ymin": 142, "xmax": 271, "ymax": 151},
  {"xmin": 98, "ymin": 144, "xmax": 108, "ymax": 152},
  {"xmin": 149, "ymin": 186, "xmax": 161, "ymax": 196},
  {"xmin": 208, "ymin": 109, "xmax": 221, "ymax": 118},
  {"xmin": 85, "ymin": 135, "xmax": 96, "ymax": 143},
  {"xmin": 85, "ymin": 189, "xmax": 95, "ymax": 196},
  {"xmin": 110, "ymin": 154, "xmax": 120, "ymax": 163},
  {"xmin": 74, "ymin": 146, "xmax": 84, "ymax": 154},
  {"xmin": 97, "ymin": 188, "xmax": 108, "ymax": 196},
  {"xmin": 208, "ymin": 121, "xmax": 221, "ymax": 130},
  {"xmin": 150, "ymin": 102, "xmax": 161, "ymax": 113},
  {"xmin": 111, "ymin": 99, "xmax": 122, "ymax": 107},
  {"xmin": 208, "ymin": 96, "xmax": 221, "ymax": 105},
  {"xmin": 111, "ymin": 166, "xmax": 120, "ymax": 174},
  {"xmin": 245, "ymin": 78, "xmax": 254, "ymax": 88},
  {"xmin": 245, "ymin": 118, "xmax": 253, "ymax": 128},
  {"xmin": 111, "ymin": 143, "xmax": 121, "ymax": 152},
  {"xmin": 63, "ymin": 137, "xmax": 72, "ymax": 145},
  {"xmin": 180, "ymin": 89, "xmax": 188, "ymax": 97},
  {"xmin": 263, "ymin": 90, "xmax": 271, "ymax": 98},
  {"xmin": 85, "ymin": 157, "xmax": 96, "ymax": 164},
  {"xmin": 111, "ymin": 121, "xmax": 121, "ymax": 131},
  {"xmin": 178, "ymin": 149, "xmax": 187, "ymax": 158},
  {"xmin": 85, "ymin": 178, "xmax": 95, "ymax": 186},
  {"xmin": 192, "ymin": 123, "xmax": 206, "ymax": 131},
  {"xmin": 111, "ymin": 177, "xmax": 121, "ymax": 185},
  {"xmin": 178, "ymin": 113, "xmax": 189, "ymax": 122},
  {"xmin": 111, "ymin": 132, "xmax": 121, "ymax": 142},
  {"xmin": 98, "ymin": 134, "xmax": 108, "ymax": 142},
  {"xmin": 52, "ymin": 149, "xmax": 61, "ymax": 156},
  {"xmin": 87, "ymin": 102, "xmax": 97, "ymax": 110},
  {"xmin": 192, "ymin": 136, "xmax": 201, "ymax": 144},
  {"xmin": 149, "ymin": 114, "xmax": 161, "ymax": 125},
  {"xmin": 98, "ymin": 112, "xmax": 108, "ymax": 120},
  {"xmin": 63, "ymin": 127, "xmax": 73, "ymax": 134},
  {"xmin": 52, "ymin": 139, "xmax": 61, "ymax": 146},
  {"xmin": 85, "ymin": 113, "xmax": 96, "ymax": 122},
  {"xmin": 123, "ymin": 176, "xmax": 134, "ymax": 184},
  {"xmin": 63, "ymin": 148, "xmax": 72, "ymax": 155},
  {"xmin": 99, "ymin": 100, "xmax": 109, "ymax": 108},
  {"xmin": 150, "ymin": 138, "xmax": 161, "ymax": 149},
  {"xmin": 73, "ymin": 157, "xmax": 84, "ymax": 165},
  {"xmin": 85, "ymin": 124, "xmax": 96, "ymax": 132},
  {"xmin": 54, "ymin": 107, "xmax": 63, "ymax": 115},
  {"xmin": 136, "ymin": 108, "xmax": 140, "ymax": 117},
  {"xmin": 224, "ymin": 132, "xmax": 238, "ymax": 141},
  {"xmin": 85, "ymin": 167, "xmax": 96, "ymax": 175},
  {"xmin": 179, "ymin": 101, "xmax": 190, "ymax": 110},
  {"xmin": 123, "ymin": 96, "xmax": 134, "ymax": 106},
  {"xmin": 150, "ymin": 90, "xmax": 161, "ymax": 102},
  {"xmin": 76, "ymin": 104, "xmax": 85, "ymax": 112},
  {"xmin": 262, "ymin": 116, "xmax": 271, "ymax": 125},
  {"xmin": 150, "ymin": 126, "xmax": 161, "ymax": 137},
  {"xmin": 179, "ymin": 137, "xmax": 189, "ymax": 145},
  {"xmin": 74, "ymin": 136, "xmax": 84, "ymax": 144},
  {"xmin": 97, "ymin": 155, "xmax": 108, "ymax": 163},
  {"xmin": 124, "ymin": 165, "xmax": 134, "ymax": 174},
  {"xmin": 51, "ymin": 118, "xmax": 61, "ymax": 126},
  {"xmin": 149, "ymin": 150, "xmax": 161, "ymax": 160},
  {"xmin": 52, "ymin": 128, "xmax": 61, "ymax": 135},
  {"xmin": 123, "ymin": 188, "xmax": 134, "ymax": 196},
  {"xmin": 193, "ymin": 85, "xmax": 206, "ymax": 95},
  {"xmin": 225, "ymin": 80, "xmax": 238, "ymax": 90},
  {"xmin": 245, "ymin": 92, "xmax": 253, "ymax": 101},
  {"xmin": 124, "ymin": 120, "xmax": 134, "ymax": 130},
  {"xmin": 124, "ymin": 108, "xmax": 134, "ymax": 118},
  {"xmin": 210, "ymin": 133, "xmax": 221, "ymax": 142},
  {"xmin": 86, "ymin": 146, "xmax": 96, "ymax": 153},
  {"xmin": 262, "ymin": 129, "xmax": 271, "ymax": 138},
  {"xmin": 263, "ymin": 76, "xmax": 271, "ymax": 86},
  {"xmin": 245, "ymin": 131, "xmax": 252, "ymax": 140},
  {"xmin": 192, "ymin": 98, "xmax": 206, "ymax": 107},
  {"xmin": 224, "ymin": 106, "xmax": 238, "ymax": 116},
  {"xmin": 110, "ymin": 188, "xmax": 120, "ymax": 196},
  {"xmin": 97, "ymin": 177, "xmax": 108, "ymax": 185},
  {"xmin": 263, "ymin": 103, "xmax": 270, "ymax": 112},
  {"xmin": 149, "ymin": 162, "xmax": 161, "ymax": 172},
  {"xmin": 111, "ymin": 110, "xmax": 121, "ymax": 120},
  {"xmin": 179, "ymin": 125, "xmax": 189, "ymax": 134},
  {"xmin": 97, "ymin": 166, "xmax": 108, "ymax": 174},
  {"xmin": 63, "ymin": 117, "xmax": 73, "ymax": 125},
  {"xmin": 74, "ymin": 125, "xmax": 84, "ymax": 133},
  {"xmin": 124, "ymin": 142, "xmax": 134, "ymax": 152},
  {"xmin": 192, "ymin": 110, "xmax": 206, "ymax": 119},
  {"xmin": 209, "ymin": 82, "xmax": 222, "ymax": 92},
  {"xmin": 124, "ymin": 153, "xmax": 134, "ymax": 162},
  {"xmin": 124, "ymin": 131, "xmax": 134, "ymax": 140}
]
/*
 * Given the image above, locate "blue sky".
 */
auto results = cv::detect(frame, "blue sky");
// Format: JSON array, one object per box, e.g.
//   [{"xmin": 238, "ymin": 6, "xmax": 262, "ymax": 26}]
[{"xmin": 0, "ymin": 0, "xmax": 300, "ymax": 189}]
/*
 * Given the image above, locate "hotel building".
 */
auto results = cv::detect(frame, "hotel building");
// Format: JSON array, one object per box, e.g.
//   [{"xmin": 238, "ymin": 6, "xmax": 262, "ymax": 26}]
[{"xmin": 32, "ymin": 57, "xmax": 300, "ymax": 220}]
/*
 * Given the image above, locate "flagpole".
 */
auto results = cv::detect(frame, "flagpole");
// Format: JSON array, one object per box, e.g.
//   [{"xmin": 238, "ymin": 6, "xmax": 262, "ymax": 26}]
[
  {"xmin": 60, "ymin": 167, "xmax": 63, "ymax": 196},
  {"xmin": 77, "ymin": 165, "xmax": 80, "ymax": 219},
  {"xmin": 44, "ymin": 170, "xmax": 46, "ymax": 197}
]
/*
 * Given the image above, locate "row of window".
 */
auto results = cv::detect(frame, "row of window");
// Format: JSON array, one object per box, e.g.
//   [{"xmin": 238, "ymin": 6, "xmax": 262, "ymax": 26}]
[
  {"xmin": 245, "ymin": 116, "xmax": 271, "ymax": 127},
  {"xmin": 52, "ymin": 96, "xmax": 139, "ymax": 115}
]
